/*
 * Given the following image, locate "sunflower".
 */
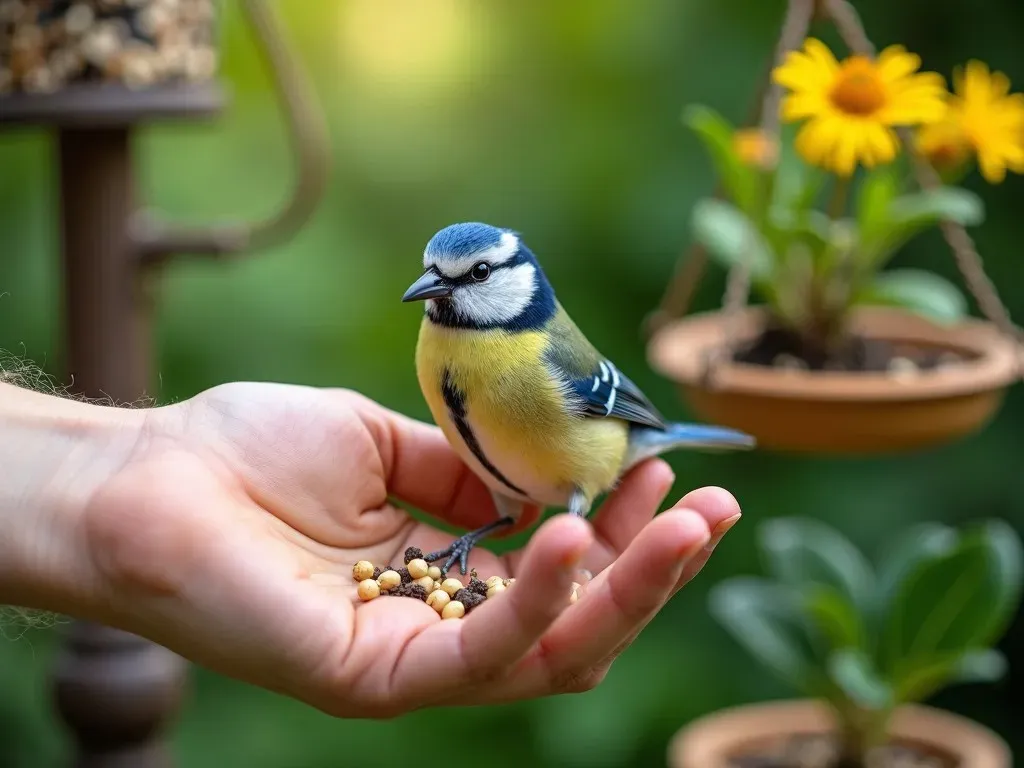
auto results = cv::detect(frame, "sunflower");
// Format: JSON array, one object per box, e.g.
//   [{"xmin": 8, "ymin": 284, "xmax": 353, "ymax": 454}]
[
  {"xmin": 773, "ymin": 38, "xmax": 947, "ymax": 176},
  {"xmin": 917, "ymin": 60, "xmax": 1024, "ymax": 184}
]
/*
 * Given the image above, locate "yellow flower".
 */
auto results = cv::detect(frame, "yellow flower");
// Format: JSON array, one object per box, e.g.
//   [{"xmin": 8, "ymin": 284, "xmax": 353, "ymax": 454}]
[
  {"xmin": 917, "ymin": 60, "xmax": 1024, "ymax": 184},
  {"xmin": 773, "ymin": 38, "xmax": 947, "ymax": 176},
  {"xmin": 733, "ymin": 128, "xmax": 779, "ymax": 169}
]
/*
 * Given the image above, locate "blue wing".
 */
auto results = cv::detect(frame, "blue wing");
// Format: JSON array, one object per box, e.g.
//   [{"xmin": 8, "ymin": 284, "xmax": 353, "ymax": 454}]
[{"xmin": 564, "ymin": 359, "xmax": 666, "ymax": 430}]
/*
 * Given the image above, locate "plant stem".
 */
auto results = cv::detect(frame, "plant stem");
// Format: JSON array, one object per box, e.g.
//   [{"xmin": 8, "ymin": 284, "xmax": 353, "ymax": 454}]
[{"xmin": 828, "ymin": 176, "xmax": 851, "ymax": 220}]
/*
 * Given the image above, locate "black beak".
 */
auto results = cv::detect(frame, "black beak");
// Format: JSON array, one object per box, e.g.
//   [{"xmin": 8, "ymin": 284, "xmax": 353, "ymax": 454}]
[{"xmin": 402, "ymin": 270, "xmax": 453, "ymax": 302}]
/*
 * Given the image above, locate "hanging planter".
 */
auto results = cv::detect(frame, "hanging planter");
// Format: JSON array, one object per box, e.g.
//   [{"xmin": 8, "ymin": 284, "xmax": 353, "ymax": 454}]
[
  {"xmin": 645, "ymin": 0, "xmax": 1023, "ymax": 455},
  {"xmin": 649, "ymin": 306, "xmax": 1019, "ymax": 453}
]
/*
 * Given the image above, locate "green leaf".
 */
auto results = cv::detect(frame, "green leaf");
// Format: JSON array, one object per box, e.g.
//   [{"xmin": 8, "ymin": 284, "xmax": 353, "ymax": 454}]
[
  {"xmin": 961, "ymin": 520, "xmax": 1024, "ymax": 644},
  {"xmin": 855, "ymin": 269, "xmax": 968, "ymax": 324},
  {"xmin": 759, "ymin": 518, "xmax": 875, "ymax": 614},
  {"xmin": 858, "ymin": 187, "xmax": 985, "ymax": 269},
  {"xmin": 881, "ymin": 536, "xmax": 1009, "ymax": 678},
  {"xmin": 855, "ymin": 165, "xmax": 901, "ymax": 247},
  {"xmin": 683, "ymin": 105, "xmax": 759, "ymax": 213},
  {"xmin": 691, "ymin": 198, "xmax": 775, "ymax": 280},
  {"xmin": 873, "ymin": 523, "xmax": 958, "ymax": 620},
  {"xmin": 806, "ymin": 585, "xmax": 866, "ymax": 651},
  {"xmin": 894, "ymin": 649, "xmax": 1008, "ymax": 703},
  {"xmin": 708, "ymin": 577, "xmax": 821, "ymax": 692},
  {"xmin": 829, "ymin": 649, "xmax": 894, "ymax": 710}
]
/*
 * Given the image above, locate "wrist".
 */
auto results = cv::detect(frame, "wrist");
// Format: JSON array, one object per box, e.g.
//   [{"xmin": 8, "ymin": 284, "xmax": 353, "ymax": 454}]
[{"xmin": 0, "ymin": 382, "xmax": 148, "ymax": 615}]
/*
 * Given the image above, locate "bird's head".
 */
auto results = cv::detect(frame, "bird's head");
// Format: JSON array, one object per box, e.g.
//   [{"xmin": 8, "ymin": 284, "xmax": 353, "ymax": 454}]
[{"xmin": 402, "ymin": 222, "xmax": 555, "ymax": 330}]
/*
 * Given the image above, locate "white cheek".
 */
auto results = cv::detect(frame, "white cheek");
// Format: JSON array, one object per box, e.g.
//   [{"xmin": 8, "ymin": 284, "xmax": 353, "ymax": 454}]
[{"xmin": 454, "ymin": 263, "xmax": 536, "ymax": 325}]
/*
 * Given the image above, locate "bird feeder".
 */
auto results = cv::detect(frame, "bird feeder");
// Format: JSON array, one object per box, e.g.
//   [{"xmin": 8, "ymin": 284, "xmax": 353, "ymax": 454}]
[
  {"xmin": 645, "ymin": 0, "xmax": 1022, "ymax": 455},
  {"xmin": 0, "ymin": 1, "xmax": 330, "ymax": 765}
]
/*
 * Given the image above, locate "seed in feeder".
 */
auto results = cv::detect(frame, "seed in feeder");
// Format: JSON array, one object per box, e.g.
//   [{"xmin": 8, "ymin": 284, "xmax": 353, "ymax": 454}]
[
  {"xmin": 441, "ymin": 601, "xmax": 465, "ymax": 620},
  {"xmin": 414, "ymin": 576, "xmax": 435, "ymax": 593},
  {"xmin": 427, "ymin": 566, "xmax": 442, "ymax": 581},
  {"xmin": 357, "ymin": 579, "xmax": 380, "ymax": 601},
  {"xmin": 486, "ymin": 582, "xmax": 506, "ymax": 599},
  {"xmin": 137, "ymin": 3, "xmax": 171, "ymax": 38},
  {"xmin": 121, "ymin": 51, "xmax": 157, "ymax": 89},
  {"xmin": 22, "ymin": 66, "xmax": 58, "ymax": 93},
  {"xmin": 183, "ymin": 45, "xmax": 215, "ymax": 81},
  {"xmin": 64, "ymin": 3, "xmax": 94, "ymax": 36},
  {"xmin": 352, "ymin": 560, "xmax": 374, "ymax": 582},
  {"xmin": 426, "ymin": 589, "xmax": 450, "ymax": 613},
  {"xmin": 407, "ymin": 558, "xmax": 429, "ymax": 579},
  {"xmin": 377, "ymin": 570, "xmax": 401, "ymax": 592},
  {"xmin": 80, "ymin": 24, "xmax": 120, "ymax": 66},
  {"xmin": 441, "ymin": 578, "xmax": 463, "ymax": 597}
]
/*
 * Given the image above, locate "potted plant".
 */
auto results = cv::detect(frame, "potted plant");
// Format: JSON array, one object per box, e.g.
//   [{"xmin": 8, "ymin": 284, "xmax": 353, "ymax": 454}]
[
  {"xmin": 669, "ymin": 516, "xmax": 1022, "ymax": 768},
  {"xmin": 646, "ymin": 35, "xmax": 1022, "ymax": 454}
]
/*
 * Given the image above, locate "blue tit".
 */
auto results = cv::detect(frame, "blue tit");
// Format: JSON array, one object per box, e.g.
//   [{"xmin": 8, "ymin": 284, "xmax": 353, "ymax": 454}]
[{"xmin": 403, "ymin": 222, "xmax": 754, "ymax": 575}]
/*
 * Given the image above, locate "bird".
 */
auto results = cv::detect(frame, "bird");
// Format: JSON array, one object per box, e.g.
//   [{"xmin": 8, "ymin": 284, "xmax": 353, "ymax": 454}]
[{"xmin": 402, "ymin": 222, "xmax": 754, "ymax": 575}]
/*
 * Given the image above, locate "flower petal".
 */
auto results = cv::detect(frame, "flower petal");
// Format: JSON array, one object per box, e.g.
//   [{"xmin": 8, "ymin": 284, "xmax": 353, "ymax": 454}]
[{"xmin": 875, "ymin": 44, "xmax": 921, "ymax": 83}]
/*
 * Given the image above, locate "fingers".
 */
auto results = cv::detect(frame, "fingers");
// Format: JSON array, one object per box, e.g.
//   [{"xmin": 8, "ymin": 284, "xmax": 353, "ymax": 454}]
[
  {"xmin": 586, "ymin": 459, "xmax": 676, "ymax": 570},
  {"xmin": 350, "ymin": 396, "xmax": 501, "ymax": 530},
  {"xmin": 672, "ymin": 486, "xmax": 742, "ymax": 592},
  {"xmin": 478, "ymin": 509, "xmax": 709, "ymax": 702},
  {"xmin": 459, "ymin": 516, "xmax": 591, "ymax": 677},
  {"xmin": 381, "ymin": 515, "xmax": 592, "ymax": 707}
]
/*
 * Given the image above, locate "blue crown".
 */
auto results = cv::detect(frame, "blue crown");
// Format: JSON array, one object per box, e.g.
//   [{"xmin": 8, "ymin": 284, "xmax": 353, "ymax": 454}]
[{"xmin": 425, "ymin": 222, "xmax": 506, "ymax": 259}]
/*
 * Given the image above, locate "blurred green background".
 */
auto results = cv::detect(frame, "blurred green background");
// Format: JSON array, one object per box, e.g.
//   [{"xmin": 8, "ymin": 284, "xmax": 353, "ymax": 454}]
[{"xmin": 1, "ymin": 0, "xmax": 1022, "ymax": 765}]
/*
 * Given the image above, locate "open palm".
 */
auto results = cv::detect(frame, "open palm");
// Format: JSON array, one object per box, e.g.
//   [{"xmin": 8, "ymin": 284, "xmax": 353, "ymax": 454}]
[{"xmin": 82, "ymin": 382, "xmax": 740, "ymax": 718}]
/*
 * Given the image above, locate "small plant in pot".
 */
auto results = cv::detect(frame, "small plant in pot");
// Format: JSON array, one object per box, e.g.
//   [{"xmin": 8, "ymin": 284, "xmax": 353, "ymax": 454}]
[
  {"xmin": 669, "ymin": 516, "xmax": 1023, "ymax": 768},
  {"xmin": 646, "ymin": 37, "xmax": 1023, "ymax": 454}
]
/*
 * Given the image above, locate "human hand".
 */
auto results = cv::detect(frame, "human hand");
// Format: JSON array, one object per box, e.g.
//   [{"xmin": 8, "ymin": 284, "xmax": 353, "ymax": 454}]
[{"xmin": 5, "ymin": 381, "xmax": 741, "ymax": 718}]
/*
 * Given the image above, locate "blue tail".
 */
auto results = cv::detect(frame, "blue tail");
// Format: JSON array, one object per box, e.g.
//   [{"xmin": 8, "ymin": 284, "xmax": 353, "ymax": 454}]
[{"xmin": 624, "ymin": 422, "xmax": 755, "ymax": 471}]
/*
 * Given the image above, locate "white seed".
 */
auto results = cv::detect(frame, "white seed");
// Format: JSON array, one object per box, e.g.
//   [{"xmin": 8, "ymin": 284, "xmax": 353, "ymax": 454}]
[
  {"xmin": 22, "ymin": 67, "xmax": 58, "ymax": 93},
  {"xmin": 64, "ymin": 3, "xmax": 95, "ymax": 36},
  {"xmin": 377, "ymin": 570, "xmax": 401, "ymax": 591},
  {"xmin": 357, "ymin": 579, "xmax": 380, "ymax": 601},
  {"xmin": 352, "ymin": 560, "xmax": 374, "ymax": 582},
  {"xmin": 485, "ymin": 575, "xmax": 504, "ymax": 590},
  {"xmin": 773, "ymin": 353, "xmax": 808, "ymax": 371},
  {"xmin": 441, "ymin": 578, "xmax": 463, "ymax": 597},
  {"xmin": 121, "ymin": 52, "xmax": 156, "ymax": 89},
  {"xmin": 503, "ymin": 577, "xmax": 516, "ymax": 588},
  {"xmin": 887, "ymin": 356, "xmax": 919, "ymax": 381},
  {"xmin": 183, "ymin": 46, "xmax": 216, "ymax": 81},
  {"xmin": 427, "ymin": 566, "xmax": 442, "ymax": 581},
  {"xmin": 441, "ymin": 600, "xmax": 466, "ymax": 620},
  {"xmin": 486, "ymin": 582, "xmax": 506, "ymax": 599},
  {"xmin": 407, "ymin": 558, "xmax": 429, "ymax": 580},
  {"xmin": 414, "ymin": 576, "xmax": 435, "ymax": 593},
  {"xmin": 80, "ymin": 25, "xmax": 120, "ymax": 66},
  {"xmin": 426, "ymin": 589, "xmax": 450, "ymax": 613}
]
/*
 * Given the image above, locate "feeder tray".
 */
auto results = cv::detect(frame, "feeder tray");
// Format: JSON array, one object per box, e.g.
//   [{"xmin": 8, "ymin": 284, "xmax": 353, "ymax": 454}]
[
  {"xmin": 645, "ymin": 0, "xmax": 1023, "ymax": 455},
  {"xmin": 649, "ymin": 307, "xmax": 1021, "ymax": 454}
]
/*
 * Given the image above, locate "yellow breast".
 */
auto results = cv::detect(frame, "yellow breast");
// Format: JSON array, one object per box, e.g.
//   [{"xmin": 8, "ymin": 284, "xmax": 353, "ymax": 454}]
[{"xmin": 415, "ymin": 318, "xmax": 628, "ymax": 507}]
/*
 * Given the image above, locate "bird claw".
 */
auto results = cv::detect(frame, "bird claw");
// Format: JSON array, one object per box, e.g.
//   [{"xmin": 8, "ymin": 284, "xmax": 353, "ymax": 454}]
[{"xmin": 424, "ymin": 533, "xmax": 477, "ymax": 577}]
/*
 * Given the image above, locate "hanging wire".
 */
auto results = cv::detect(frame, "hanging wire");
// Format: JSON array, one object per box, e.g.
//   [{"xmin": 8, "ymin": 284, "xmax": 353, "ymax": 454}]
[{"xmin": 654, "ymin": 0, "xmax": 1023, "ymax": 382}]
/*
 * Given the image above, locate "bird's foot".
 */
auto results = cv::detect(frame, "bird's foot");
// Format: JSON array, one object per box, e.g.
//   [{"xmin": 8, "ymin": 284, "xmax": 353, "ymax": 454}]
[{"xmin": 424, "ymin": 516, "xmax": 515, "ymax": 576}]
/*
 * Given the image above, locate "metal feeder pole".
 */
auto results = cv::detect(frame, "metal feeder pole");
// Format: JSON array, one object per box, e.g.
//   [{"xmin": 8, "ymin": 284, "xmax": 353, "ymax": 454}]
[{"xmin": 0, "ymin": 1, "xmax": 330, "ymax": 765}]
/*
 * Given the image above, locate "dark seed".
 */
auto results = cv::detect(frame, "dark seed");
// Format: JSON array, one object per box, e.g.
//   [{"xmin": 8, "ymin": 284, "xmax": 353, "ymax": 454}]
[
  {"xmin": 403, "ymin": 546, "xmax": 424, "ymax": 564},
  {"xmin": 392, "ymin": 582, "xmax": 428, "ymax": 601},
  {"xmin": 371, "ymin": 566, "xmax": 382, "ymax": 581}
]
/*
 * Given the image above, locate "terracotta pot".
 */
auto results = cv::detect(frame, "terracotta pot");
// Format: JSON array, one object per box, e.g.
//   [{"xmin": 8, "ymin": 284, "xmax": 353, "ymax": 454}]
[
  {"xmin": 668, "ymin": 699, "xmax": 1011, "ymax": 768},
  {"xmin": 646, "ymin": 307, "xmax": 1021, "ymax": 454}
]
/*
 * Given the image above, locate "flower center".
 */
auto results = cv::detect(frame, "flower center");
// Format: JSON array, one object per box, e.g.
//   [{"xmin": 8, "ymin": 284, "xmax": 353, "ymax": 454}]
[{"xmin": 829, "ymin": 57, "xmax": 887, "ymax": 116}]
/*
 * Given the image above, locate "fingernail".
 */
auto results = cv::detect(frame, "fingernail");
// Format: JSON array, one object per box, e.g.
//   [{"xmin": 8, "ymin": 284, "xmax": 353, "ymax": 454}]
[{"xmin": 705, "ymin": 513, "xmax": 742, "ymax": 553}]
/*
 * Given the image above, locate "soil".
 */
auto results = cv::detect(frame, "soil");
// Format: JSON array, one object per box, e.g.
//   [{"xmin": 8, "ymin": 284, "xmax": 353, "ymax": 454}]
[
  {"xmin": 733, "ymin": 326, "xmax": 973, "ymax": 374},
  {"xmin": 727, "ymin": 733, "xmax": 957, "ymax": 768}
]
